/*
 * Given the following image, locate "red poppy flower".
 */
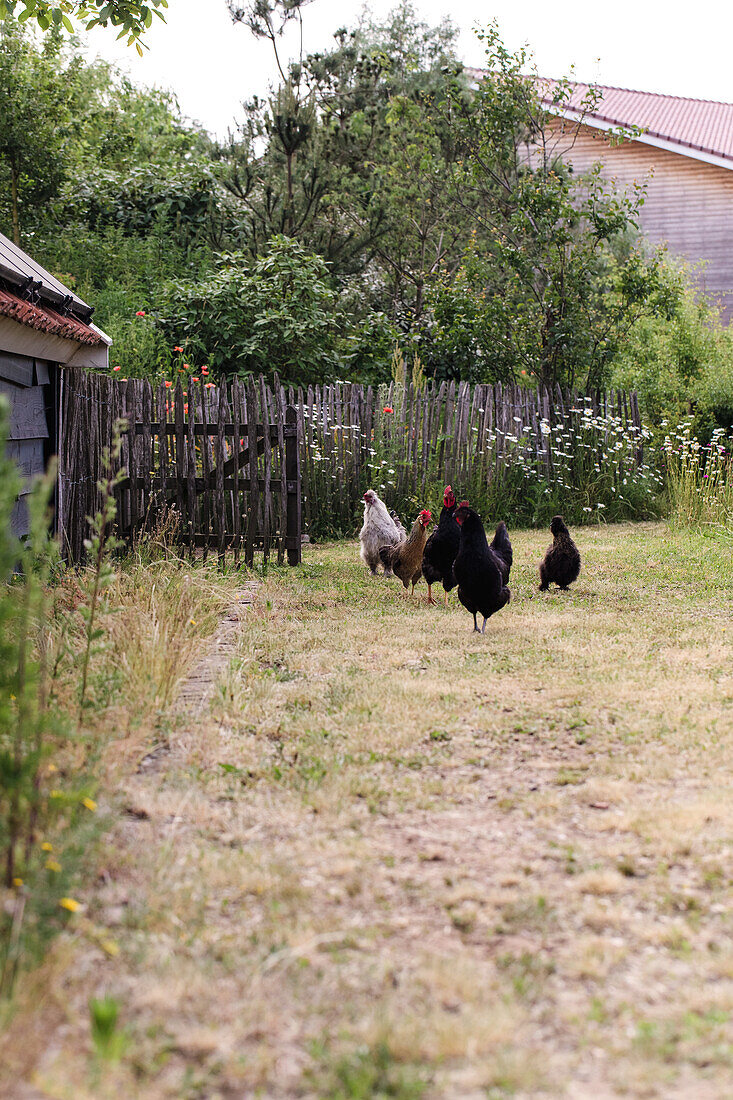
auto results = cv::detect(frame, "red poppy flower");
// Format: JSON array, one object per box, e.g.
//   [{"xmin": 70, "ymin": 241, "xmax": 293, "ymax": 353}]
[
  {"xmin": 174, "ymin": 346, "xmax": 183, "ymax": 352},
  {"xmin": 183, "ymin": 363, "xmax": 191, "ymax": 369},
  {"xmin": 383, "ymin": 406, "xmax": 394, "ymax": 414},
  {"xmin": 205, "ymin": 382, "xmax": 215, "ymax": 388},
  {"xmin": 164, "ymin": 381, "xmax": 172, "ymax": 388},
  {"xmin": 135, "ymin": 310, "xmax": 146, "ymax": 317},
  {"xmin": 112, "ymin": 365, "xmax": 121, "ymax": 372},
  {"xmin": 201, "ymin": 368, "xmax": 209, "ymax": 375},
  {"xmin": 192, "ymin": 377, "xmax": 199, "ymax": 382}
]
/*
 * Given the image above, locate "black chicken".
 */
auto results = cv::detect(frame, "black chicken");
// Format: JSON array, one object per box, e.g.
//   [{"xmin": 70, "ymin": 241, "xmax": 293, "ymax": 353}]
[
  {"xmin": 539, "ymin": 515, "xmax": 581, "ymax": 591},
  {"xmin": 490, "ymin": 519, "xmax": 513, "ymax": 585},
  {"xmin": 453, "ymin": 504, "xmax": 511, "ymax": 633},
  {"xmin": 421, "ymin": 485, "xmax": 460, "ymax": 605}
]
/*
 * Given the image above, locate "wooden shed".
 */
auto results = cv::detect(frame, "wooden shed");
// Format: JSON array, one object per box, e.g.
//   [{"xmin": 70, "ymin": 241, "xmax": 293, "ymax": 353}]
[
  {"xmin": 540, "ymin": 84, "xmax": 733, "ymax": 320},
  {"xmin": 0, "ymin": 232, "xmax": 111, "ymax": 538}
]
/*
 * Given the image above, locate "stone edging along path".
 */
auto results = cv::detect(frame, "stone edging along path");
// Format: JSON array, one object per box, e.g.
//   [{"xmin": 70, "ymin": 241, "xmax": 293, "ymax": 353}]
[
  {"xmin": 174, "ymin": 582, "xmax": 260, "ymax": 718},
  {"xmin": 137, "ymin": 583, "xmax": 259, "ymax": 774}
]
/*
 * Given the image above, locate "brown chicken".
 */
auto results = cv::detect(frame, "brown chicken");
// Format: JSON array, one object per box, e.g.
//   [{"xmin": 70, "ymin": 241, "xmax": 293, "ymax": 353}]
[{"xmin": 379, "ymin": 510, "xmax": 432, "ymax": 594}]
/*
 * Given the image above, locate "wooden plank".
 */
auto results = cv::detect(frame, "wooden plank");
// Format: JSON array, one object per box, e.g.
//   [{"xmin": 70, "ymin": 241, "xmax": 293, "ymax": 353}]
[
  {"xmin": 174, "ymin": 378, "xmax": 186, "ymax": 524},
  {"xmin": 199, "ymin": 378, "xmax": 211, "ymax": 563},
  {"xmin": 295, "ymin": 386, "xmax": 307, "ymax": 555},
  {"xmin": 141, "ymin": 380, "xmax": 153, "ymax": 534},
  {"xmin": 157, "ymin": 381, "xmax": 170, "ymax": 531},
  {"xmin": 0, "ymin": 352, "xmax": 34, "ymax": 387},
  {"xmin": 231, "ymin": 380, "xmax": 242, "ymax": 568},
  {"xmin": 130, "ymin": 422, "xmax": 289, "ymax": 438},
  {"xmin": 126, "ymin": 380, "xmax": 139, "ymax": 536},
  {"xmin": 245, "ymin": 379, "xmax": 259, "ymax": 567},
  {"xmin": 3, "ymin": 385, "xmax": 49, "ymax": 441},
  {"xmin": 255, "ymin": 378, "xmax": 269, "ymax": 567},
  {"xmin": 215, "ymin": 381, "xmax": 227, "ymax": 567},
  {"xmin": 275, "ymin": 380, "xmax": 288, "ymax": 566},
  {"xmin": 285, "ymin": 404, "xmax": 301, "ymax": 565},
  {"xmin": 185, "ymin": 376, "xmax": 197, "ymax": 558}
]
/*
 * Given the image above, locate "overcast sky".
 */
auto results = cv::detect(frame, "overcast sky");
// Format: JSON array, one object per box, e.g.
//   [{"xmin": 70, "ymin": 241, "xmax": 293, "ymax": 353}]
[{"xmin": 83, "ymin": 0, "xmax": 733, "ymax": 138}]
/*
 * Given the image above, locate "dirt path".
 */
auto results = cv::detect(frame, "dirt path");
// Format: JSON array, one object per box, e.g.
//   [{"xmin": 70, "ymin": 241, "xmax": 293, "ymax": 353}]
[{"xmin": 7, "ymin": 526, "xmax": 733, "ymax": 1099}]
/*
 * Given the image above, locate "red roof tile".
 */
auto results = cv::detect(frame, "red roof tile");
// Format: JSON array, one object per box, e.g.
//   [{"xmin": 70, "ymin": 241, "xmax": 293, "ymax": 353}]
[
  {"xmin": 0, "ymin": 287, "xmax": 104, "ymax": 345},
  {"xmin": 538, "ymin": 81, "xmax": 733, "ymax": 165}
]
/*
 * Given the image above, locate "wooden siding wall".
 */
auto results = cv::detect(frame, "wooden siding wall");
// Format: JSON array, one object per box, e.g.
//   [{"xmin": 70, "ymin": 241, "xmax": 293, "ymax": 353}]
[
  {"xmin": 0, "ymin": 353, "xmax": 53, "ymax": 539},
  {"xmin": 551, "ymin": 121, "xmax": 733, "ymax": 319}
]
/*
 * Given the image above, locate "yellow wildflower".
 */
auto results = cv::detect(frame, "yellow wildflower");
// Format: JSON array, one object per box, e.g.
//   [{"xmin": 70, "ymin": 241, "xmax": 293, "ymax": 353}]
[
  {"xmin": 59, "ymin": 897, "xmax": 80, "ymax": 912},
  {"xmin": 41, "ymin": 842, "xmax": 53, "ymax": 852},
  {"xmin": 190, "ymin": 619, "xmax": 197, "ymax": 625},
  {"xmin": 50, "ymin": 789, "xmax": 63, "ymax": 798},
  {"xmin": 12, "ymin": 877, "xmax": 22, "ymax": 887},
  {"xmin": 100, "ymin": 939, "xmax": 120, "ymax": 957},
  {"xmin": 10, "ymin": 694, "xmax": 15, "ymax": 701},
  {"xmin": 47, "ymin": 763, "xmax": 57, "ymax": 773},
  {"xmin": 45, "ymin": 859, "xmax": 61, "ymax": 872},
  {"xmin": 82, "ymin": 797, "xmax": 97, "ymax": 812}
]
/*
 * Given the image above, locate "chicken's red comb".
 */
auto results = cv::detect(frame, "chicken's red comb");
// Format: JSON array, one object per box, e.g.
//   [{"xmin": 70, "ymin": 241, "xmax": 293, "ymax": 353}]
[
  {"xmin": 444, "ymin": 484, "xmax": 452, "ymax": 495},
  {"xmin": 420, "ymin": 509, "xmax": 432, "ymax": 517},
  {"xmin": 457, "ymin": 500, "xmax": 469, "ymax": 510}
]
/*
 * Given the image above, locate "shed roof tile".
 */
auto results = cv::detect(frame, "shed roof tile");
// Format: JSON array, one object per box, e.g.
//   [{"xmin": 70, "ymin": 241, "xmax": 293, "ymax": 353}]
[{"xmin": 0, "ymin": 287, "xmax": 105, "ymax": 346}]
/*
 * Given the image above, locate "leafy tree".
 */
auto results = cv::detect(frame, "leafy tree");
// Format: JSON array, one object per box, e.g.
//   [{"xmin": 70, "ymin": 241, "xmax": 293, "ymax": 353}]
[
  {"xmin": 441, "ymin": 24, "xmax": 671, "ymax": 390},
  {"xmin": 218, "ymin": 1, "xmax": 465, "ymax": 294},
  {"xmin": 0, "ymin": 24, "xmax": 81, "ymax": 243},
  {"xmin": 0, "ymin": 0, "xmax": 167, "ymax": 54}
]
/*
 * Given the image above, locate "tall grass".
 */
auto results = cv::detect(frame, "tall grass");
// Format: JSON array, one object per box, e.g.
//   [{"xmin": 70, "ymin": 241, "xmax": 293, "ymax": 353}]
[
  {"xmin": 0, "ymin": 401, "xmax": 93, "ymax": 995},
  {"xmin": 665, "ymin": 421, "xmax": 733, "ymax": 531}
]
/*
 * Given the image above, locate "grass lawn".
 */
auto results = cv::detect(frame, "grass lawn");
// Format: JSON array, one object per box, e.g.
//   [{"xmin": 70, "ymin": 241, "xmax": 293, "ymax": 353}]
[{"xmin": 3, "ymin": 522, "xmax": 733, "ymax": 1098}]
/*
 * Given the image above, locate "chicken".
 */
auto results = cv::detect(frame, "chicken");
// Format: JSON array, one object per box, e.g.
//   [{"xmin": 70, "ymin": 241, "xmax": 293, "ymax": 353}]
[
  {"xmin": 359, "ymin": 489, "xmax": 405, "ymax": 575},
  {"xmin": 421, "ymin": 484, "xmax": 460, "ymax": 606},
  {"xmin": 489, "ymin": 520, "xmax": 513, "ymax": 586},
  {"xmin": 379, "ymin": 510, "xmax": 433, "ymax": 594},
  {"xmin": 453, "ymin": 504, "xmax": 511, "ymax": 633},
  {"xmin": 539, "ymin": 515, "xmax": 581, "ymax": 591}
]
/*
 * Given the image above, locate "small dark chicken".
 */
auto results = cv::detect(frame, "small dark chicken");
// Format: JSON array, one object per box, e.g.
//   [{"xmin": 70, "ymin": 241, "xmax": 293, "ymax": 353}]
[
  {"xmin": 453, "ymin": 504, "xmax": 512, "ymax": 633},
  {"xmin": 539, "ymin": 515, "xmax": 581, "ymax": 591},
  {"xmin": 421, "ymin": 485, "xmax": 460, "ymax": 606},
  {"xmin": 379, "ymin": 510, "xmax": 432, "ymax": 594}
]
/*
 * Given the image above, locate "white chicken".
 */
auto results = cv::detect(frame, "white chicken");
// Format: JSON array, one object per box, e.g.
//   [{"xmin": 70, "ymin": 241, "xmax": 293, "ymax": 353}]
[{"xmin": 359, "ymin": 489, "xmax": 405, "ymax": 575}]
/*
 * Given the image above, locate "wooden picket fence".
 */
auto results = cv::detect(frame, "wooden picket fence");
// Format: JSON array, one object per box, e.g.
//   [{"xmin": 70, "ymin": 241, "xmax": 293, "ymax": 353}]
[
  {"xmin": 57, "ymin": 368, "xmax": 301, "ymax": 565},
  {"xmin": 56, "ymin": 368, "xmax": 644, "ymax": 558},
  {"xmin": 293, "ymin": 378, "xmax": 645, "ymax": 534}
]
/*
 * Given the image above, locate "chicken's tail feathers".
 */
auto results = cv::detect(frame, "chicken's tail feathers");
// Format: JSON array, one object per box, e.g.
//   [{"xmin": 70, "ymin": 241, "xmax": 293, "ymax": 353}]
[{"xmin": 490, "ymin": 521, "xmax": 513, "ymax": 557}]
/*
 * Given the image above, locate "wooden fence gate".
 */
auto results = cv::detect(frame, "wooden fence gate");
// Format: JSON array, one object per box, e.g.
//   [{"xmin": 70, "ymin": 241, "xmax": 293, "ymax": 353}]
[{"xmin": 58, "ymin": 369, "xmax": 302, "ymax": 566}]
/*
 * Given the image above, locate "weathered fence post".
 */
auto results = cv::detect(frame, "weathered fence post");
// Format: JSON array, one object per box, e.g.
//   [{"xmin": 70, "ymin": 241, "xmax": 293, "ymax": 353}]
[{"xmin": 285, "ymin": 404, "xmax": 301, "ymax": 566}]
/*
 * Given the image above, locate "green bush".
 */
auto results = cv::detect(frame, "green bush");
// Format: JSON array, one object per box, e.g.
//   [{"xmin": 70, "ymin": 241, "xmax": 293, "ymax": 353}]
[
  {"xmin": 157, "ymin": 236, "xmax": 346, "ymax": 384},
  {"xmin": 611, "ymin": 267, "xmax": 733, "ymax": 439}
]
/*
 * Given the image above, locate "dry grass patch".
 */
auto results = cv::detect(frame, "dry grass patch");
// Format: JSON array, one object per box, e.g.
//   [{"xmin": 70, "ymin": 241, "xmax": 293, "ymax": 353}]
[{"xmin": 4, "ymin": 522, "xmax": 733, "ymax": 1098}]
